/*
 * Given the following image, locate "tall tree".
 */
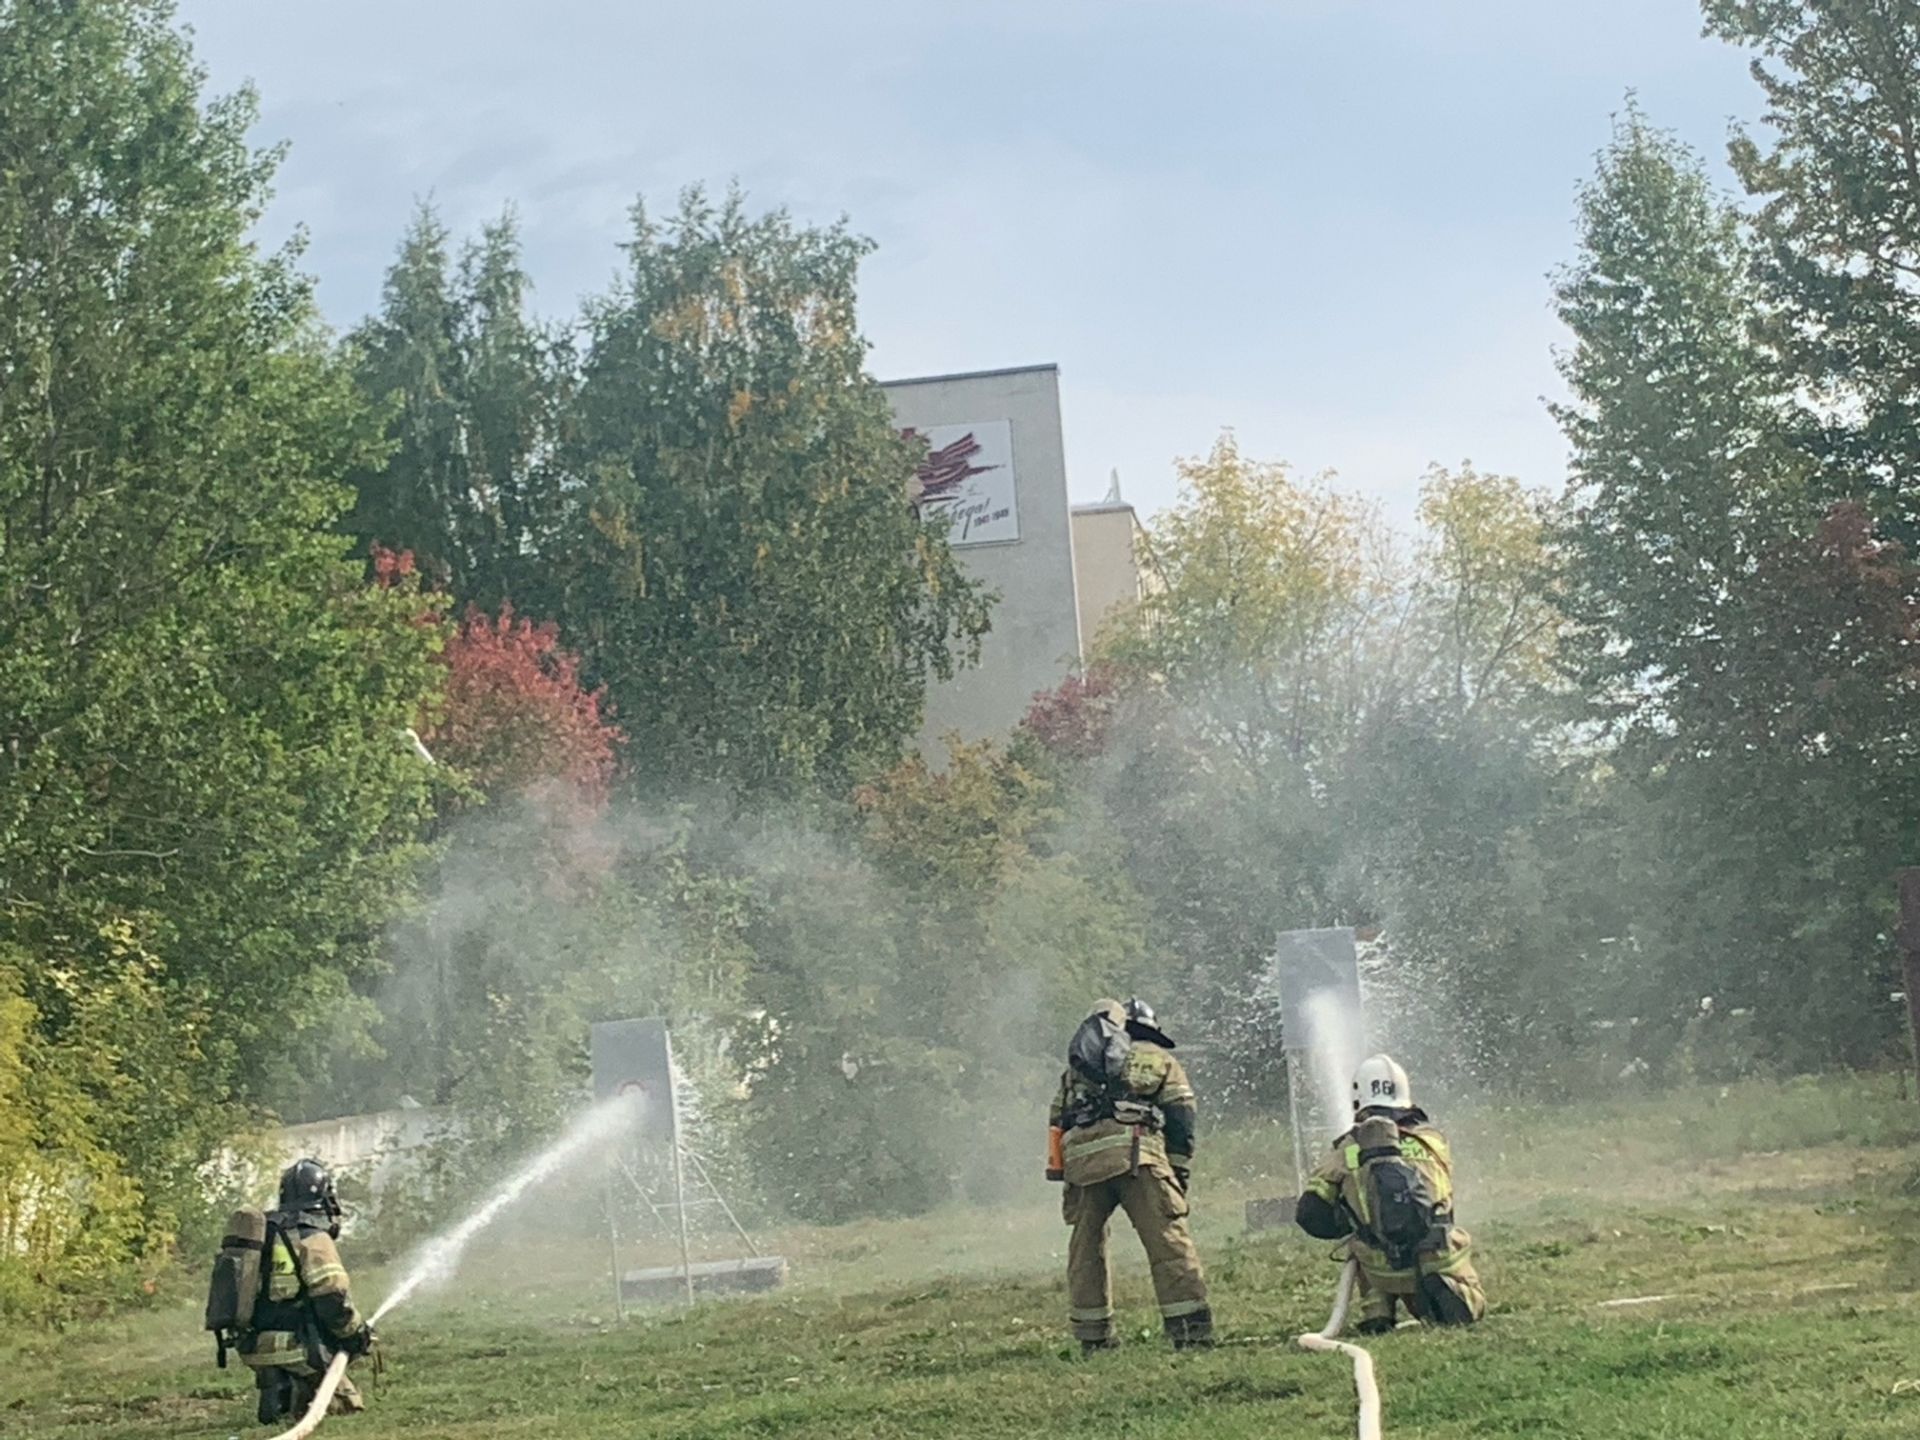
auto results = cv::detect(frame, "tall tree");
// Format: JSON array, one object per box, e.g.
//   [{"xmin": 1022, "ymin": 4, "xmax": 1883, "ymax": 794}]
[
  {"xmin": 1330, "ymin": 465, "xmax": 1572, "ymax": 1084},
  {"xmin": 1113, "ymin": 431, "xmax": 1403, "ymax": 774},
  {"xmin": 347, "ymin": 207, "xmax": 571, "ymax": 609},
  {"xmin": 1071, "ymin": 447, "xmax": 1601, "ymax": 1093},
  {"xmin": 1411, "ymin": 464, "xmax": 1562, "ymax": 723},
  {"xmin": 559, "ymin": 187, "xmax": 991, "ymax": 796},
  {"xmin": 1553, "ymin": 103, "xmax": 1915, "ymax": 1066},
  {"xmin": 1552, "ymin": 106, "xmax": 1803, "ymax": 739},
  {"xmin": 346, "ymin": 209, "xmax": 464, "ymax": 584},
  {"xmin": 1706, "ymin": 0, "xmax": 1920, "ymax": 543},
  {"xmin": 456, "ymin": 212, "xmax": 572, "ymax": 612},
  {"xmin": 0, "ymin": 0, "xmax": 444, "ymax": 1266}
]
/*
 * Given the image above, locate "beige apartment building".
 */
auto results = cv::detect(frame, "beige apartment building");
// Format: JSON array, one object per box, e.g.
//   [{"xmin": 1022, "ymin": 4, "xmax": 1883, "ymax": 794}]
[
  {"xmin": 1070, "ymin": 475, "xmax": 1163, "ymax": 654},
  {"xmin": 881, "ymin": 364, "xmax": 1159, "ymax": 747}
]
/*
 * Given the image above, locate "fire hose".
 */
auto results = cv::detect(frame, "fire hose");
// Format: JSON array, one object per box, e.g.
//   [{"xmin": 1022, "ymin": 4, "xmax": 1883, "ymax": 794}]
[
  {"xmin": 262, "ymin": 1351, "xmax": 351, "ymax": 1440},
  {"xmin": 1295, "ymin": 1258, "xmax": 1383, "ymax": 1440},
  {"xmin": 263, "ymin": 1267, "xmax": 1381, "ymax": 1440}
]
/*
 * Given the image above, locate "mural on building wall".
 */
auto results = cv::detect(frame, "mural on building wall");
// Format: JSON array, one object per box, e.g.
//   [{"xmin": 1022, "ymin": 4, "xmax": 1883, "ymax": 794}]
[{"xmin": 904, "ymin": 419, "xmax": 1019, "ymax": 546}]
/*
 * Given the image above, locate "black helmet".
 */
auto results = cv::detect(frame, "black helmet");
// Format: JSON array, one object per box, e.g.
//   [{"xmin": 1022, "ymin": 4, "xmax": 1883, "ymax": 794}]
[
  {"xmin": 1123, "ymin": 997, "xmax": 1176, "ymax": 1049},
  {"xmin": 278, "ymin": 1157, "xmax": 342, "ymax": 1233}
]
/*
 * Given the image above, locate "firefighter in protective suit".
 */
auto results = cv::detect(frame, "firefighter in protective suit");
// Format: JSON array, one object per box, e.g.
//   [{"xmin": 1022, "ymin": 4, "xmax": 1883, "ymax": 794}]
[
  {"xmin": 239, "ymin": 1159, "xmax": 377, "ymax": 1424},
  {"xmin": 1295, "ymin": 1055, "xmax": 1486, "ymax": 1333},
  {"xmin": 1049, "ymin": 998, "xmax": 1212, "ymax": 1352}
]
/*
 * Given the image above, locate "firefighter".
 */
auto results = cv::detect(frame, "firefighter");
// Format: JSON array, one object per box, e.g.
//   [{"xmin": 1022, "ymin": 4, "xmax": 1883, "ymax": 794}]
[
  {"xmin": 1295, "ymin": 1054, "xmax": 1486, "ymax": 1333},
  {"xmin": 1050, "ymin": 997, "xmax": 1212, "ymax": 1352},
  {"xmin": 238, "ymin": 1158, "xmax": 377, "ymax": 1424}
]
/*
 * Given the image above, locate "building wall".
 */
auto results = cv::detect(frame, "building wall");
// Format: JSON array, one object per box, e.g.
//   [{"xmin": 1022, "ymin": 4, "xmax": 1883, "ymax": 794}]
[
  {"xmin": 883, "ymin": 365, "xmax": 1083, "ymax": 746},
  {"xmin": 1070, "ymin": 502, "xmax": 1157, "ymax": 652},
  {"xmin": 268, "ymin": 1107, "xmax": 442, "ymax": 1191},
  {"xmin": 205, "ymin": 1105, "xmax": 447, "ymax": 1231}
]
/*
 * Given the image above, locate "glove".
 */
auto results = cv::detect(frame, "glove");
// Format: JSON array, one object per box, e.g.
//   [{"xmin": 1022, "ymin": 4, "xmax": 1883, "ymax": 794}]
[
  {"xmin": 1173, "ymin": 1168, "xmax": 1190, "ymax": 1194},
  {"xmin": 342, "ymin": 1323, "xmax": 376, "ymax": 1357}
]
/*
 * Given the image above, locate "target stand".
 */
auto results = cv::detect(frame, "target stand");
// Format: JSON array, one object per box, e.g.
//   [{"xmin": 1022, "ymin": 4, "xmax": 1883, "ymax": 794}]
[{"xmin": 589, "ymin": 1018, "xmax": 785, "ymax": 1315}]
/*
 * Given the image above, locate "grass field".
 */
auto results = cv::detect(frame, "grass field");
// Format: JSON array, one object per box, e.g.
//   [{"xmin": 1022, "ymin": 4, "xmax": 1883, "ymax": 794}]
[{"xmin": 10, "ymin": 1075, "xmax": 1920, "ymax": 1439}]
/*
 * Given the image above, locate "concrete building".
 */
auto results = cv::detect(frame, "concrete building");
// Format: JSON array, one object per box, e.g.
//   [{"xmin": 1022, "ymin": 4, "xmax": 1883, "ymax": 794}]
[
  {"xmin": 883, "ymin": 364, "xmax": 1162, "ymax": 747},
  {"xmin": 884, "ymin": 364, "xmax": 1084, "ymax": 746},
  {"xmin": 1071, "ymin": 474, "xmax": 1164, "ymax": 653}
]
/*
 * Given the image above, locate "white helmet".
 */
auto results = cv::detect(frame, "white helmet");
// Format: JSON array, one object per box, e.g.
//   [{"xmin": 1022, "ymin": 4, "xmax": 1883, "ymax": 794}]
[{"xmin": 1352, "ymin": 1053, "xmax": 1412, "ymax": 1113}]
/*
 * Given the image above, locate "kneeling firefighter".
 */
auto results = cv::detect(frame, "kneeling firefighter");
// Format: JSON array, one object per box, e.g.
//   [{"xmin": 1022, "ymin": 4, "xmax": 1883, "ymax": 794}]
[
  {"xmin": 1295, "ymin": 1055, "xmax": 1486, "ymax": 1333},
  {"xmin": 1048, "ymin": 998, "xmax": 1213, "ymax": 1352},
  {"xmin": 206, "ymin": 1158, "xmax": 378, "ymax": 1425}
]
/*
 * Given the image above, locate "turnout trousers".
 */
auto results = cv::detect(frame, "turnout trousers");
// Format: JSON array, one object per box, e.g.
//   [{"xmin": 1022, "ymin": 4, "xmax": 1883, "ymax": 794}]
[
  {"xmin": 247, "ymin": 1353, "xmax": 364, "ymax": 1425},
  {"xmin": 1354, "ymin": 1254, "xmax": 1486, "ymax": 1331},
  {"xmin": 1064, "ymin": 1166, "xmax": 1211, "ymax": 1347}
]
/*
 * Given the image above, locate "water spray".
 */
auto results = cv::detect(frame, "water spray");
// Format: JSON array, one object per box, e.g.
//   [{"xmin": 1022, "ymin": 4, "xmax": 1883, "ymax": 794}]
[
  {"xmin": 1268, "ymin": 927, "xmax": 1365, "ymax": 1195},
  {"xmin": 1300, "ymin": 988, "xmax": 1363, "ymax": 1128},
  {"xmin": 371, "ymin": 1090, "xmax": 642, "ymax": 1323},
  {"xmin": 260, "ymin": 1090, "xmax": 642, "ymax": 1440},
  {"xmin": 1266, "ymin": 930, "xmax": 1383, "ymax": 1437}
]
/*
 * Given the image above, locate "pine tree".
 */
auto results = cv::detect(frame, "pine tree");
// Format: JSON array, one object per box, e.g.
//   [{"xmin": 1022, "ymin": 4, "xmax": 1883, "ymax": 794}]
[
  {"xmin": 1706, "ymin": 0, "xmax": 1920, "ymax": 543},
  {"xmin": 347, "ymin": 206, "xmax": 572, "ymax": 609},
  {"xmin": 1552, "ymin": 103, "xmax": 1913, "ymax": 1065},
  {"xmin": 1552, "ymin": 105, "xmax": 1805, "ymax": 736}
]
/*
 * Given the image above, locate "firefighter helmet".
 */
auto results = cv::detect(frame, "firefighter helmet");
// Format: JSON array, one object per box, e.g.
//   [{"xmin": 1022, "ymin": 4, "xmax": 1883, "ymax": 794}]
[
  {"xmin": 1352, "ymin": 1053, "xmax": 1413, "ymax": 1114},
  {"xmin": 1123, "ymin": 996, "xmax": 1176, "ymax": 1049},
  {"xmin": 277, "ymin": 1157, "xmax": 342, "ymax": 1234}
]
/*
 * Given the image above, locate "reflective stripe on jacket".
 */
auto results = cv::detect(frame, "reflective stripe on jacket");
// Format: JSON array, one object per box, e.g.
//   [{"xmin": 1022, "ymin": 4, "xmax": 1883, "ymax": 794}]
[{"xmin": 239, "ymin": 1219, "xmax": 362, "ymax": 1367}]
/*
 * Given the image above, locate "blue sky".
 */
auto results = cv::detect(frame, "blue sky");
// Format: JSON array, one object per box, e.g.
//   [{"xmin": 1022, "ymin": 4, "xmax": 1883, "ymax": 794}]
[{"xmin": 178, "ymin": 0, "xmax": 1758, "ymax": 527}]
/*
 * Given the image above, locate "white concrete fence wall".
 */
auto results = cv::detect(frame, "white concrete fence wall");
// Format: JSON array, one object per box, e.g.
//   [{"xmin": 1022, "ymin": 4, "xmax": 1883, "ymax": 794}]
[{"xmin": 210, "ymin": 1106, "xmax": 448, "ymax": 1224}]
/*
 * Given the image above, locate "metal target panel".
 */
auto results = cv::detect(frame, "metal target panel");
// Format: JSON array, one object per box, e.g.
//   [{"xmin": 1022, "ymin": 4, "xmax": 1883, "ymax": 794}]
[
  {"xmin": 1266, "ymin": 927, "xmax": 1366, "ymax": 1201},
  {"xmin": 590, "ymin": 1017, "xmax": 677, "ymax": 1147},
  {"xmin": 1269, "ymin": 927, "xmax": 1364, "ymax": 1060},
  {"xmin": 589, "ymin": 1016, "xmax": 781, "ymax": 1313}
]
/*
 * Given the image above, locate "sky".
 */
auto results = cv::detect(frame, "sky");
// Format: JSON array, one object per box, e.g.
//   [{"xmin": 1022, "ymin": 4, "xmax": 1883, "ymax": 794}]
[{"xmin": 176, "ymin": 1, "xmax": 1760, "ymax": 529}]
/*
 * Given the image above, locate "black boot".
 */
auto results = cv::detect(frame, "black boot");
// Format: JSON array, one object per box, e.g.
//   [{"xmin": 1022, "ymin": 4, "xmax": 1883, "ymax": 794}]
[
  {"xmin": 291, "ymin": 1376, "xmax": 320, "ymax": 1419},
  {"xmin": 1164, "ymin": 1307, "xmax": 1215, "ymax": 1350},
  {"xmin": 1417, "ymin": 1272, "xmax": 1477, "ymax": 1327},
  {"xmin": 1357, "ymin": 1295, "xmax": 1400, "ymax": 1336},
  {"xmin": 255, "ymin": 1370, "xmax": 292, "ymax": 1425},
  {"xmin": 1080, "ymin": 1335, "xmax": 1120, "ymax": 1356}
]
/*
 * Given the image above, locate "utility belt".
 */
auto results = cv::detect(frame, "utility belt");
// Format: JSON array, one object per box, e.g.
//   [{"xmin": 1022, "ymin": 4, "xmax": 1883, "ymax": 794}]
[
  {"xmin": 1061, "ymin": 1097, "xmax": 1167, "ymax": 1182},
  {"xmin": 245, "ymin": 1244, "xmax": 331, "ymax": 1375},
  {"xmin": 1064, "ymin": 1095, "xmax": 1164, "ymax": 1133},
  {"xmin": 238, "ymin": 1318, "xmax": 333, "ymax": 1377}
]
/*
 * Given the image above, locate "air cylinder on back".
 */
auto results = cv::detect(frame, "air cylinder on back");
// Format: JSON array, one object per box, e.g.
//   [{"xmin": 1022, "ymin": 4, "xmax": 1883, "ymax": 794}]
[{"xmin": 205, "ymin": 1207, "xmax": 268, "ymax": 1365}]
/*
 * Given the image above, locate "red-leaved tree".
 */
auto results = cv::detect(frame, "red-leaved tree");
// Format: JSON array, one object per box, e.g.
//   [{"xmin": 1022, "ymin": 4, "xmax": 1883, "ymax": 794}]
[
  {"xmin": 369, "ymin": 543, "xmax": 623, "ymax": 814},
  {"xmin": 1019, "ymin": 664, "xmax": 1129, "ymax": 763},
  {"xmin": 425, "ymin": 602, "xmax": 622, "ymax": 812}
]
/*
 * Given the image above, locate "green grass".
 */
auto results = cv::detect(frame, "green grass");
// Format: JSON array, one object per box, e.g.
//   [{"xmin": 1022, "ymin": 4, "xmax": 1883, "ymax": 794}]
[{"xmin": 11, "ymin": 1075, "xmax": 1920, "ymax": 1438}]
